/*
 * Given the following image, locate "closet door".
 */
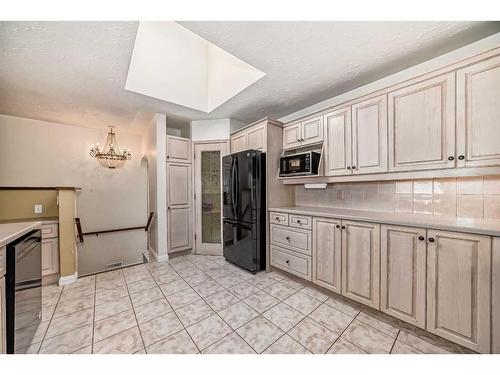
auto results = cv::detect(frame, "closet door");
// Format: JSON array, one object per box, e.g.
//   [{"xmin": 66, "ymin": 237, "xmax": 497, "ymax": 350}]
[
  {"xmin": 351, "ymin": 95, "xmax": 388, "ymax": 174},
  {"xmin": 323, "ymin": 107, "xmax": 352, "ymax": 176},
  {"xmin": 167, "ymin": 163, "xmax": 192, "ymax": 253},
  {"xmin": 388, "ymin": 73, "xmax": 456, "ymax": 171},
  {"xmin": 427, "ymin": 230, "xmax": 491, "ymax": 353},
  {"xmin": 457, "ymin": 55, "xmax": 500, "ymax": 168}
]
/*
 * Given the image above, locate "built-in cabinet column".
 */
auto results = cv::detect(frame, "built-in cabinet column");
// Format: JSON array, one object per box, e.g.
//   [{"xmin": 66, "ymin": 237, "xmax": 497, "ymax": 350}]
[
  {"xmin": 456, "ymin": 55, "xmax": 500, "ymax": 168},
  {"xmin": 387, "ymin": 73, "xmax": 456, "ymax": 172},
  {"xmin": 312, "ymin": 217, "xmax": 341, "ymax": 293},
  {"xmin": 426, "ymin": 229, "xmax": 491, "ymax": 353},
  {"xmin": 380, "ymin": 225, "xmax": 426, "ymax": 328},
  {"xmin": 351, "ymin": 95, "xmax": 388, "ymax": 174},
  {"xmin": 341, "ymin": 220, "xmax": 380, "ymax": 309}
]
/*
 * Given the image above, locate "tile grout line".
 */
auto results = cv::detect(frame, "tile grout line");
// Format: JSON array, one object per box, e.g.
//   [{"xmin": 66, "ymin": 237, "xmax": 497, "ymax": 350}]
[
  {"xmin": 124, "ymin": 268, "xmax": 147, "ymax": 354},
  {"xmin": 36, "ymin": 286, "xmax": 64, "ymax": 354},
  {"xmin": 90, "ymin": 275, "xmax": 97, "ymax": 353},
  {"xmin": 389, "ymin": 330, "xmax": 401, "ymax": 354},
  {"xmin": 324, "ymin": 311, "xmax": 361, "ymax": 354}
]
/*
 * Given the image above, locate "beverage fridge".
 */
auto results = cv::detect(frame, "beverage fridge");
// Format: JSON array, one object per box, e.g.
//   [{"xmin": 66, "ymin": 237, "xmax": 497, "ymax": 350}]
[{"xmin": 222, "ymin": 150, "xmax": 266, "ymax": 273}]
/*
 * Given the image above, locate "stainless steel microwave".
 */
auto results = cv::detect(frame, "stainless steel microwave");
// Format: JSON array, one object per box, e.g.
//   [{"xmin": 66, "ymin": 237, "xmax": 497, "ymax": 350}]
[{"xmin": 279, "ymin": 151, "xmax": 320, "ymax": 177}]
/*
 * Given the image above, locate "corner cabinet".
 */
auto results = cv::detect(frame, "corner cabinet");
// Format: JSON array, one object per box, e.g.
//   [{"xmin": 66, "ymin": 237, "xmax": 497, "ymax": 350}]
[
  {"xmin": 312, "ymin": 217, "xmax": 342, "ymax": 293},
  {"xmin": 282, "ymin": 116, "xmax": 323, "ymax": 150},
  {"xmin": 388, "ymin": 73, "xmax": 456, "ymax": 172},
  {"xmin": 426, "ymin": 230, "xmax": 491, "ymax": 353},
  {"xmin": 380, "ymin": 225, "xmax": 426, "ymax": 328},
  {"xmin": 457, "ymin": 55, "xmax": 500, "ymax": 168},
  {"xmin": 341, "ymin": 220, "xmax": 380, "ymax": 309}
]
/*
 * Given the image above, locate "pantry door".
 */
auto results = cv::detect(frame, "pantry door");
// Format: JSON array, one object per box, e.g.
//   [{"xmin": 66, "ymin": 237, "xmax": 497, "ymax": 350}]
[{"xmin": 194, "ymin": 141, "xmax": 229, "ymax": 255}]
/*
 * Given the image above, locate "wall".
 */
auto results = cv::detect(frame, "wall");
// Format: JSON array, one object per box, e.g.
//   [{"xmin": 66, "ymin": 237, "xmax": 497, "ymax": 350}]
[
  {"xmin": 0, "ymin": 189, "xmax": 58, "ymax": 220},
  {"xmin": 191, "ymin": 119, "xmax": 230, "ymax": 141},
  {"xmin": 295, "ymin": 176, "xmax": 500, "ymax": 219},
  {"xmin": 0, "ymin": 114, "xmax": 148, "ymax": 276}
]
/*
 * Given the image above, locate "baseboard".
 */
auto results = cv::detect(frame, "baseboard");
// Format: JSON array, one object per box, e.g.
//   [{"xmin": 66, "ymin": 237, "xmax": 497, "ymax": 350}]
[
  {"xmin": 149, "ymin": 247, "xmax": 169, "ymax": 262},
  {"xmin": 58, "ymin": 271, "xmax": 78, "ymax": 286}
]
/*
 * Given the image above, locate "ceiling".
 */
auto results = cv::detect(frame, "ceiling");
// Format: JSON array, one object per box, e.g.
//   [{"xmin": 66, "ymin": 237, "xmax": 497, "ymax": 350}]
[{"xmin": 0, "ymin": 21, "xmax": 498, "ymax": 133}]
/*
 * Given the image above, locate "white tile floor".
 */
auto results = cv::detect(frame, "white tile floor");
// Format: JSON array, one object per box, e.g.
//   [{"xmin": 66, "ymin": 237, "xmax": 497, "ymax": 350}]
[{"xmin": 20, "ymin": 254, "xmax": 471, "ymax": 354}]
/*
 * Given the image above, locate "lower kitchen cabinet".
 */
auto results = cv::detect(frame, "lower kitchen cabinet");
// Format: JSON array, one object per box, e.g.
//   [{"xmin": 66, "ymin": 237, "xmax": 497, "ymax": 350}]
[
  {"xmin": 380, "ymin": 225, "xmax": 426, "ymax": 328},
  {"xmin": 341, "ymin": 220, "xmax": 380, "ymax": 309},
  {"xmin": 493, "ymin": 238, "xmax": 500, "ymax": 354},
  {"xmin": 426, "ymin": 230, "xmax": 491, "ymax": 353},
  {"xmin": 0, "ymin": 276, "xmax": 5, "ymax": 354},
  {"xmin": 42, "ymin": 237, "xmax": 59, "ymax": 276},
  {"xmin": 312, "ymin": 217, "xmax": 341, "ymax": 293}
]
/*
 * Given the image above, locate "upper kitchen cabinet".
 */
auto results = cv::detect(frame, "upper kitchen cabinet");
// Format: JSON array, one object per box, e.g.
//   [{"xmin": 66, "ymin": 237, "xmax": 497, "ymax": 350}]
[
  {"xmin": 351, "ymin": 95, "xmax": 388, "ymax": 174},
  {"xmin": 388, "ymin": 73, "xmax": 456, "ymax": 172},
  {"xmin": 457, "ymin": 54, "xmax": 500, "ymax": 168},
  {"xmin": 167, "ymin": 135, "xmax": 191, "ymax": 163},
  {"xmin": 230, "ymin": 132, "xmax": 247, "ymax": 153},
  {"xmin": 427, "ymin": 230, "xmax": 491, "ymax": 353},
  {"xmin": 323, "ymin": 107, "xmax": 352, "ymax": 176},
  {"xmin": 283, "ymin": 116, "xmax": 323, "ymax": 150},
  {"xmin": 230, "ymin": 122, "xmax": 266, "ymax": 153}
]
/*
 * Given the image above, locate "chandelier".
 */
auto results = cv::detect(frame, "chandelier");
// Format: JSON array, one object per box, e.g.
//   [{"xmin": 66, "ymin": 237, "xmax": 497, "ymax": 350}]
[{"xmin": 90, "ymin": 126, "xmax": 132, "ymax": 169}]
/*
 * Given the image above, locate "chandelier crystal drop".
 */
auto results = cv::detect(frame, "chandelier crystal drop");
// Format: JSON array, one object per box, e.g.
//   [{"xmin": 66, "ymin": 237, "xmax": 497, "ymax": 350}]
[{"xmin": 89, "ymin": 126, "xmax": 132, "ymax": 169}]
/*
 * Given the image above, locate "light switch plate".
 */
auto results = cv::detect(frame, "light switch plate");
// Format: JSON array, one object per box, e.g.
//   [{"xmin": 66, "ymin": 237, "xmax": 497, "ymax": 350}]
[{"xmin": 34, "ymin": 204, "xmax": 43, "ymax": 214}]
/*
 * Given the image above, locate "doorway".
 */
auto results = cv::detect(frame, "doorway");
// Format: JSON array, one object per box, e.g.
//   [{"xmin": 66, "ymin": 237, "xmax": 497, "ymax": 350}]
[{"xmin": 193, "ymin": 141, "xmax": 229, "ymax": 255}]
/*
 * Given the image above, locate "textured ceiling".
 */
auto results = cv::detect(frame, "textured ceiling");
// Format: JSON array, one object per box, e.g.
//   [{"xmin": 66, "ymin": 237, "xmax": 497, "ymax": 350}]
[{"xmin": 0, "ymin": 21, "xmax": 498, "ymax": 133}]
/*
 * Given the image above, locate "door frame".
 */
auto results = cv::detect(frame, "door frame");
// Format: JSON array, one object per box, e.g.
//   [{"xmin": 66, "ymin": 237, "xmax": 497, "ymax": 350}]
[{"xmin": 193, "ymin": 140, "xmax": 229, "ymax": 255}]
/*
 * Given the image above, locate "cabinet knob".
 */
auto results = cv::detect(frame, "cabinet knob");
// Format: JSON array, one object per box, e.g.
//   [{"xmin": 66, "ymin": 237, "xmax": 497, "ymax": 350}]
[
  {"xmin": 352, "ymin": 166, "xmax": 356, "ymax": 169},
  {"xmin": 286, "ymin": 260, "xmax": 290, "ymax": 264},
  {"xmin": 336, "ymin": 225, "xmax": 340, "ymax": 228},
  {"xmin": 167, "ymin": 206, "xmax": 170, "ymax": 210},
  {"xmin": 418, "ymin": 236, "xmax": 425, "ymax": 241},
  {"xmin": 458, "ymin": 155, "xmax": 465, "ymax": 160},
  {"xmin": 167, "ymin": 155, "xmax": 170, "ymax": 159},
  {"xmin": 428, "ymin": 237, "xmax": 435, "ymax": 243},
  {"xmin": 448, "ymin": 156, "xmax": 455, "ymax": 161},
  {"xmin": 297, "ymin": 220, "xmax": 301, "ymax": 224},
  {"xmin": 347, "ymin": 166, "xmax": 351, "ymax": 170},
  {"xmin": 286, "ymin": 236, "xmax": 290, "ymax": 241},
  {"xmin": 341, "ymin": 225, "xmax": 346, "ymax": 230}
]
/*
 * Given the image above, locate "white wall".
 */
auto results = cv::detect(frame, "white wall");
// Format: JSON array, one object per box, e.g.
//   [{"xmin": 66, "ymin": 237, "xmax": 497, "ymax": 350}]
[
  {"xmin": 0, "ymin": 114, "xmax": 148, "ymax": 274},
  {"xmin": 191, "ymin": 119, "xmax": 230, "ymax": 141}
]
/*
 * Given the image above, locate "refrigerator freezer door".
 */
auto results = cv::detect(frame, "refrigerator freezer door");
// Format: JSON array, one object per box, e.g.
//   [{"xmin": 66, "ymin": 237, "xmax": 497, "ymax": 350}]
[{"xmin": 223, "ymin": 220, "xmax": 257, "ymax": 273}]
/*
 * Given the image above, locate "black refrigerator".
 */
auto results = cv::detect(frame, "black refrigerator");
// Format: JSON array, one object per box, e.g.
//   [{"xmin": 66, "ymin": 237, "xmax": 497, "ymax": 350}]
[{"xmin": 222, "ymin": 150, "xmax": 266, "ymax": 273}]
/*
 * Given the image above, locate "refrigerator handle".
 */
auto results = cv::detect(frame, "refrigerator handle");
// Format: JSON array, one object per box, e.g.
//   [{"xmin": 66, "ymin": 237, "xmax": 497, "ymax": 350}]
[{"xmin": 231, "ymin": 157, "xmax": 237, "ymax": 219}]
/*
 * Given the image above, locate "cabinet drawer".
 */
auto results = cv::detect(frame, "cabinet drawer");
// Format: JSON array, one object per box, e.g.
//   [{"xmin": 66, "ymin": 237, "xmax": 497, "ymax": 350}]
[
  {"xmin": 0, "ymin": 246, "xmax": 5, "ymax": 278},
  {"xmin": 42, "ymin": 223, "xmax": 58, "ymax": 239},
  {"xmin": 270, "ymin": 246, "xmax": 311, "ymax": 281},
  {"xmin": 289, "ymin": 214, "xmax": 312, "ymax": 230},
  {"xmin": 270, "ymin": 224, "xmax": 311, "ymax": 256},
  {"xmin": 270, "ymin": 212, "xmax": 289, "ymax": 226}
]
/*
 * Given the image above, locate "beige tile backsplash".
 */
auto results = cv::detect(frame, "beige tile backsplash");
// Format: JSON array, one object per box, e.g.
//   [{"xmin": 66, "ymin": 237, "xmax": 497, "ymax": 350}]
[{"xmin": 294, "ymin": 176, "xmax": 500, "ymax": 219}]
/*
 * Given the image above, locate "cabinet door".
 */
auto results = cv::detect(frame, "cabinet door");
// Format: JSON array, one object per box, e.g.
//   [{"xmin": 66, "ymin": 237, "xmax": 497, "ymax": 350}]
[
  {"xmin": 167, "ymin": 163, "xmax": 192, "ymax": 253},
  {"xmin": 380, "ymin": 225, "xmax": 426, "ymax": 328},
  {"xmin": 388, "ymin": 73, "xmax": 456, "ymax": 171},
  {"xmin": 301, "ymin": 116, "xmax": 323, "ymax": 145},
  {"xmin": 351, "ymin": 95, "xmax": 388, "ymax": 174},
  {"xmin": 283, "ymin": 123, "xmax": 302, "ymax": 149},
  {"xmin": 493, "ymin": 238, "xmax": 500, "ymax": 354},
  {"xmin": 457, "ymin": 55, "xmax": 500, "ymax": 168},
  {"xmin": 230, "ymin": 132, "xmax": 247, "ymax": 153},
  {"xmin": 42, "ymin": 238, "xmax": 59, "ymax": 276},
  {"xmin": 323, "ymin": 107, "xmax": 352, "ymax": 176},
  {"xmin": 167, "ymin": 135, "xmax": 191, "ymax": 163},
  {"xmin": 427, "ymin": 230, "xmax": 491, "ymax": 353},
  {"xmin": 341, "ymin": 220, "xmax": 380, "ymax": 309},
  {"xmin": 313, "ymin": 217, "xmax": 342, "ymax": 293},
  {"xmin": 247, "ymin": 124, "xmax": 266, "ymax": 151},
  {"xmin": 0, "ymin": 277, "xmax": 5, "ymax": 354}
]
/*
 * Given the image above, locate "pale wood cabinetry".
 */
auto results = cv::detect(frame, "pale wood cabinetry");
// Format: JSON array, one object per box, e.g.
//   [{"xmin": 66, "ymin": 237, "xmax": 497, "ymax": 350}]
[
  {"xmin": 283, "ymin": 116, "xmax": 323, "ymax": 150},
  {"xmin": 388, "ymin": 73, "xmax": 456, "ymax": 172},
  {"xmin": 0, "ymin": 276, "xmax": 5, "ymax": 354},
  {"xmin": 380, "ymin": 225, "xmax": 426, "ymax": 328},
  {"xmin": 230, "ymin": 122, "xmax": 267, "ymax": 153},
  {"xmin": 341, "ymin": 220, "xmax": 380, "ymax": 309},
  {"xmin": 323, "ymin": 107, "xmax": 352, "ymax": 176},
  {"xmin": 167, "ymin": 163, "xmax": 192, "ymax": 253},
  {"xmin": 230, "ymin": 132, "xmax": 248, "ymax": 153},
  {"xmin": 0, "ymin": 246, "xmax": 5, "ymax": 278},
  {"xmin": 312, "ymin": 217, "xmax": 342, "ymax": 293},
  {"xmin": 426, "ymin": 230, "xmax": 491, "ymax": 353},
  {"xmin": 493, "ymin": 238, "xmax": 500, "ymax": 354},
  {"xmin": 457, "ymin": 55, "xmax": 500, "ymax": 168},
  {"xmin": 41, "ymin": 222, "xmax": 59, "ymax": 277},
  {"xmin": 167, "ymin": 135, "xmax": 191, "ymax": 163},
  {"xmin": 351, "ymin": 95, "xmax": 388, "ymax": 175}
]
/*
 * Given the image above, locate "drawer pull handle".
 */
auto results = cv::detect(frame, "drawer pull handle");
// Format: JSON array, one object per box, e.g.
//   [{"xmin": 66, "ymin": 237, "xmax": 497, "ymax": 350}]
[
  {"xmin": 296, "ymin": 220, "xmax": 301, "ymax": 224},
  {"xmin": 428, "ymin": 237, "xmax": 435, "ymax": 243},
  {"xmin": 418, "ymin": 236, "xmax": 425, "ymax": 241},
  {"xmin": 458, "ymin": 155, "xmax": 465, "ymax": 160}
]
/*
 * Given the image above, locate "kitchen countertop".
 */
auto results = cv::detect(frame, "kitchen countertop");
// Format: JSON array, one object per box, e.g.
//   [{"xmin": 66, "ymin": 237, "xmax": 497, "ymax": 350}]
[
  {"xmin": 0, "ymin": 221, "xmax": 43, "ymax": 247},
  {"xmin": 268, "ymin": 206, "xmax": 500, "ymax": 237},
  {"xmin": 0, "ymin": 217, "xmax": 58, "ymax": 225}
]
